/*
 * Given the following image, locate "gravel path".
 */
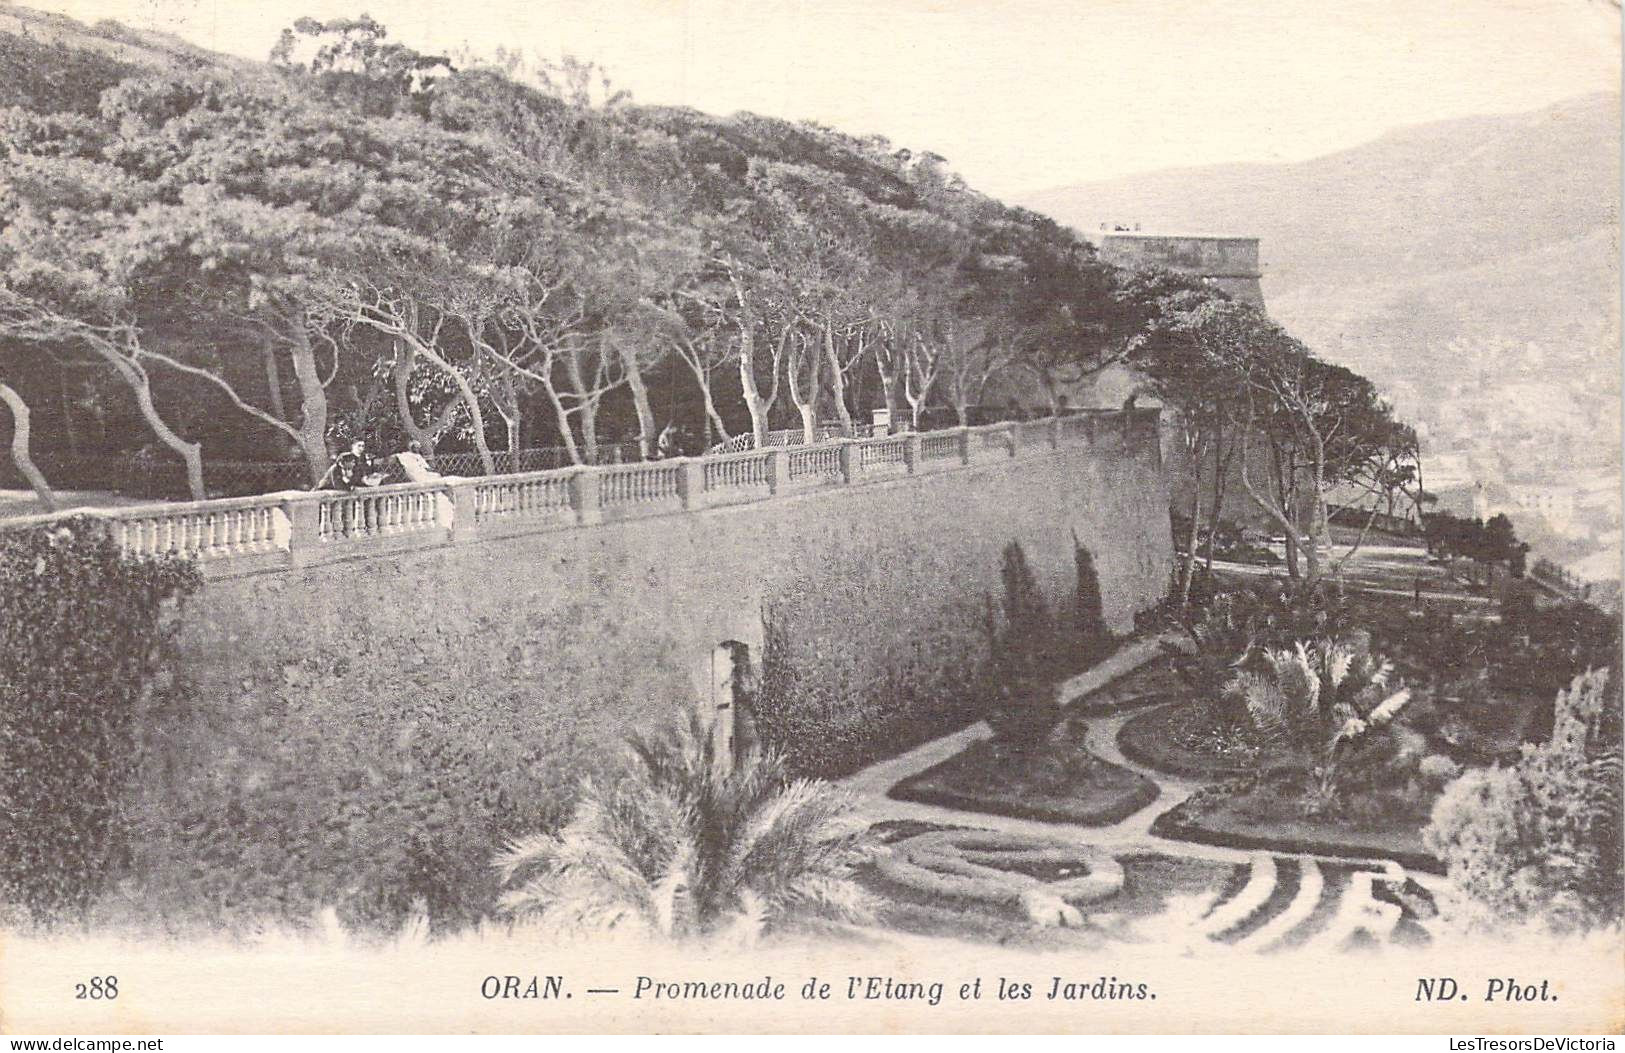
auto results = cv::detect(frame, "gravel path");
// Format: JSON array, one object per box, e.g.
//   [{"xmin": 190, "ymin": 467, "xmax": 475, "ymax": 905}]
[{"xmin": 839, "ymin": 634, "xmax": 1453, "ymax": 890}]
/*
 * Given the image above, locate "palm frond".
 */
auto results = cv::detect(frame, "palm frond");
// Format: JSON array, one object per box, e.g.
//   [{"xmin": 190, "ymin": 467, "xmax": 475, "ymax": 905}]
[
  {"xmin": 492, "ymin": 831, "xmax": 564, "ymax": 883},
  {"xmin": 648, "ymin": 838, "xmax": 695, "ymax": 938},
  {"xmin": 495, "ymin": 714, "xmax": 873, "ymax": 943},
  {"xmin": 1322, "ymin": 644, "xmax": 1353, "ymax": 690},
  {"xmin": 1232, "ymin": 671, "xmax": 1284, "ymax": 732},
  {"xmin": 1367, "ymin": 688, "xmax": 1411, "ymax": 727}
]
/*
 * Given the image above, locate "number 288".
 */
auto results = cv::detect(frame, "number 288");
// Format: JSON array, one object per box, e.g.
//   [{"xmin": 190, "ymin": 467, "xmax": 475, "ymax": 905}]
[{"xmin": 75, "ymin": 976, "xmax": 117, "ymax": 1000}]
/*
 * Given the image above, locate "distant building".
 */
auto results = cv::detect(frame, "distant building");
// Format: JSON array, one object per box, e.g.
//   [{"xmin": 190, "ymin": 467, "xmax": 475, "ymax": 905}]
[
  {"xmin": 1093, "ymin": 230, "xmax": 1265, "ymax": 309},
  {"xmin": 1507, "ymin": 484, "xmax": 1575, "ymax": 531}
]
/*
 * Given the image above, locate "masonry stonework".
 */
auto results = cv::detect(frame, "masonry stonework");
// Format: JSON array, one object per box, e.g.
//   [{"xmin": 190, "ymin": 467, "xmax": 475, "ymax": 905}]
[{"xmin": 121, "ymin": 421, "xmax": 1170, "ymax": 909}]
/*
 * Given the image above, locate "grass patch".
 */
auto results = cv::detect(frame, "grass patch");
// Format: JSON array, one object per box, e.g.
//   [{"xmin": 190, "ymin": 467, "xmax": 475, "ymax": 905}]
[
  {"xmin": 887, "ymin": 722, "xmax": 1158, "ymax": 825},
  {"xmin": 1152, "ymin": 780, "xmax": 1441, "ymax": 873}
]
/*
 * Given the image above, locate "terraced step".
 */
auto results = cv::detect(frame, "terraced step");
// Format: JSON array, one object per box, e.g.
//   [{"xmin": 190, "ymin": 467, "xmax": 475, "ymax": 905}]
[
  {"xmin": 1319, "ymin": 869, "xmax": 1403, "ymax": 949},
  {"xmin": 1198, "ymin": 852, "xmax": 1278, "ymax": 940},
  {"xmin": 1240, "ymin": 858, "xmax": 1324, "ymax": 951},
  {"xmin": 1194, "ymin": 856, "xmax": 1431, "ymax": 953}
]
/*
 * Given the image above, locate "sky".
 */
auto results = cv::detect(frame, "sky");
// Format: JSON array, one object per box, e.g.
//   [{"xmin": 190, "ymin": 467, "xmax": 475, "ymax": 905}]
[{"xmin": 23, "ymin": 0, "xmax": 1625, "ymax": 197}]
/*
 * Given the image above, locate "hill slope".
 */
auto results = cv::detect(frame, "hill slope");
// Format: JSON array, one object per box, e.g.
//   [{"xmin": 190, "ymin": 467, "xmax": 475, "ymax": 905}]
[{"xmin": 1021, "ymin": 93, "xmax": 1622, "ymax": 481}]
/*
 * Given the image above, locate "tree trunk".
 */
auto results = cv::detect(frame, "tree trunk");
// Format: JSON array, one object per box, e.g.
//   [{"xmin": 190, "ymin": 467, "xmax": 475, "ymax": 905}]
[
  {"xmin": 558, "ymin": 344, "xmax": 608, "ymax": 464},
  {"xmin": 0, "ymin": 382, "xmax": 57, "ymax": 511},
  {"xmin": 787, "ymin": 330, "xmax": 820, "ymax": 445},
  {"xmin": 124, "ymin": 361, "xmax": 204, "ymax": 500},
  {"xmin": 1237, "ymin": 423, "xmax": 1314, "ymax": 590},
  {"xmin": 414, "ymin": 338, "xmax": 495, "ymax": 475},
  {"xmin": 538, "ymin": 375, "xmax": 584, "ymax": 466},
  {"xmin": 823, "ymin": 320, "xmax": 854, "ymax": 437},
  {"xmin": 1178, "ymin": 476, "xmax": 1203, "ymax": 608},
  {"xmin": 875, "ymin": 340, "xmax": 902, "ymax": 433},
  {"xmin": 392, "ymin": 353, "xmax": 463, "ymax": 455},
  {"xmin": 699, "ymin": 374, "xmax": 729, "ymax": 446},
  {"xmin": 263, "ymin": 339, "xmax": 287, "ymax": 424},
  {"xmin": 283, "ymin": 321, "xmax": 331, "ymax": 485},
  {"xmin": 489, "ymin": 370, "xmax": 523, "ymax": 454},
  {"xmin": 393, "ymin": 344, "xmax": 437, "ymax": 452},
  {"xmin": 736, "ymin": 322, "xmax": 771, "ymax": 448},
  {"xmin": 580, "ymin": 397, "xmax": 601, "ymax": 463},
  {"xmin": 1270, "ymin": 440, "xmax": 1302, "ymax": 581},
  {"xmin": 1203, "ymin": 426, "xmax": 1236, "ymax": 574},
  {"xmin": 619, "ymin": 341, "xmax": 658, "ymax": 460},
  {"xmin": 728, "ymin": 274, "xmax": 773, "ymax": 448},
  {"xmin": 676, "ymin": 342, "xmax": 731, "ymax": 447}
]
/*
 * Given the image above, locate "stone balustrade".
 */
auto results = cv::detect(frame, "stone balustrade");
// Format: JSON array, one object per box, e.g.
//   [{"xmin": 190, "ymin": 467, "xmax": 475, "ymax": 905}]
[{"xmin": 4, "ymin": 409, "xmax": 1161, "ymax": 579}]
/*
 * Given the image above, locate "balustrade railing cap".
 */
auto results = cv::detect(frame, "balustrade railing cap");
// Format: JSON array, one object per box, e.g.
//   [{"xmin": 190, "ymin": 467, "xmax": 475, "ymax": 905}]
[{"xmin": 0, "ymin": 408, "xmax": 1146, "ymax": 542}]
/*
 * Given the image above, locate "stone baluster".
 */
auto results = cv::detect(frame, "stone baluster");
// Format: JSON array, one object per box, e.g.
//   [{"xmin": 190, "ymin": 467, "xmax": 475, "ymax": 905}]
[
  {"xmin": 571, "ymin": 468, "xmax": 603, "ymax": 526},
  {"xmin": 446, "ymin": 480, "xmax": 475, "ymax": 541},
  {"xmin": 678, "ymin": 458, "xmax": 708, "ymax": 511},
  {"xmin": 905, "ymin": 434, "xmax": 923, "ymax": 474},
  {"xmin": 281, "ymin": 492, "xmax": 324, "ymax": 568},
  {"xmin": 765, "ymin": 449, "xmax": 785, "ymax": 494},
  {"xmin": 838, "ymin": 440, "xmax": 858, "ymax": 484}
]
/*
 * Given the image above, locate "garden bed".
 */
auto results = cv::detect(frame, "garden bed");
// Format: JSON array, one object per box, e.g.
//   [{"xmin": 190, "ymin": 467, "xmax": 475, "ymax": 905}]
[
  {"xmin": 860, "ymin": 843, "xmax": 1238, "ymax": 947},
  {"xmin": 1116, "ymin": 702, "xmax": 1264, "ymax": 779},
  {"xmin": 888, "ymin": 722, "xmax": 1159, "ymax": 825},
  {"xmin": 1151, "ymin": 783, "xmax": 1442, "ymax": 874}
]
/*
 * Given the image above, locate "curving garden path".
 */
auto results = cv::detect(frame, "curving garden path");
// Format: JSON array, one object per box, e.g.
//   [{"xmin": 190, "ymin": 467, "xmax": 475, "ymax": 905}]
[{"xmin": 840, "ymin": 636, "xmax": 1449, "ymax": 952}]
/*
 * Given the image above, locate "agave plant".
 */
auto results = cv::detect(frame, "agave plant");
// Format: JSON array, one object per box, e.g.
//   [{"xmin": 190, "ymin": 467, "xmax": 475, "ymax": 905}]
[
  {"xmin": 493, "ymin": 714, "xmax": 876, "ymax": 943},
  {"xmin": 1226, "ymin": 636, "xmax": 1412, "ymax": 810}
]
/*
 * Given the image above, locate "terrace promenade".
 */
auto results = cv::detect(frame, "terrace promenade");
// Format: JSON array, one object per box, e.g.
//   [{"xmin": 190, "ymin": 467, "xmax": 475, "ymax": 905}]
[{"xmin": 3, "ymin": 409, "xmax": 1163, "ymax": 581}]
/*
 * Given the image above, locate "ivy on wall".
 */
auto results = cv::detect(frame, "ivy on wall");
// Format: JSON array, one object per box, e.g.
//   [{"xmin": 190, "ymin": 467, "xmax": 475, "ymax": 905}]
[{"xmin": 0, "ymin": 518, "xmax": 200, "ymax": 921}]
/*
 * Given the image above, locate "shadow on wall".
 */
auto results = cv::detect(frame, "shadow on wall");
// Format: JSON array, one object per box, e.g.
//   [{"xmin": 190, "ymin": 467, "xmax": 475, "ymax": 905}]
[{"xmin": 754, "ymin": 535, "xmax": 1121, "ymax": 781}]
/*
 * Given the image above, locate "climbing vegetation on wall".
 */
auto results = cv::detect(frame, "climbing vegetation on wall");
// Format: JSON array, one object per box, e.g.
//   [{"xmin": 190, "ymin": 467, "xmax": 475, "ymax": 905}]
[{"xmin": 0, "ymin": 518, "xmax": 200, "ymax": 921}]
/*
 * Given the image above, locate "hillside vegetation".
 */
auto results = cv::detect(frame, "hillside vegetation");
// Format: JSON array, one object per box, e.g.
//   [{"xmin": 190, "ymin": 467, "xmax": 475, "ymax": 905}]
[{"xmin": 0, "ymin": 6, "xmax": 1413, "ymax": 600}]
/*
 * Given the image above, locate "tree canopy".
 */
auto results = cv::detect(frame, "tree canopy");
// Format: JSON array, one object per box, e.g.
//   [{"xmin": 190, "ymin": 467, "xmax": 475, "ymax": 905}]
[{"xmin": 0, "ymin": 11, "xmax": 1410, "ymax": 549}]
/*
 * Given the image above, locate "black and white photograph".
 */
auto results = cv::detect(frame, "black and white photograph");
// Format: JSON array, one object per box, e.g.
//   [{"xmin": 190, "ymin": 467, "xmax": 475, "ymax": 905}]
[{"xmin": 0, "ymin": 0, "xmax": 1619, "ymax": 1037}]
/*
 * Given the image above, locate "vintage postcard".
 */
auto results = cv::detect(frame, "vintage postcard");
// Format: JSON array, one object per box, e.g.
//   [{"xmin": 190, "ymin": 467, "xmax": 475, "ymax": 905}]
[{"xmin": 0, "ymin": 0, "xmax": 1619, "ymax": 1037}]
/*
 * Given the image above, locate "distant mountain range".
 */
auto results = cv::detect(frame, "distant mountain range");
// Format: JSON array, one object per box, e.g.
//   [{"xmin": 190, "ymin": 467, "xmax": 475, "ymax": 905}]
[{"xmin": 1020, "ymin": 93, "xmax": 1622, "ymax": 486}]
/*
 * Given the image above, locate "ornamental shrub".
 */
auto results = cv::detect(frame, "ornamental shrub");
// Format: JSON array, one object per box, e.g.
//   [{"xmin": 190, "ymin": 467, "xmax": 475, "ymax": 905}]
[
  {"xmin": 1425, "ymin": 668, "xmax": 1623, "ymax": 935},
  {"xmin": 1073, "ymin": 540, "xmax": 1112, "ymax": 667},
  {"xmin": 983, "ymin": 543, "xmax": 1066, "ymax": 749},
  {"xmin": 495, "ymin": 714, "xmax": 874, "ymax": 941},
  {"xmin": 1226, "ymin": 636, "xmax": 1417, "ymax": 811},
  {"xmin": 0, "ymin": 517, "xmax": 200, "ymax": 921},
  {"xmin": 131, "ymin": 714, "xmax": 553, "ymax": 936}
]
